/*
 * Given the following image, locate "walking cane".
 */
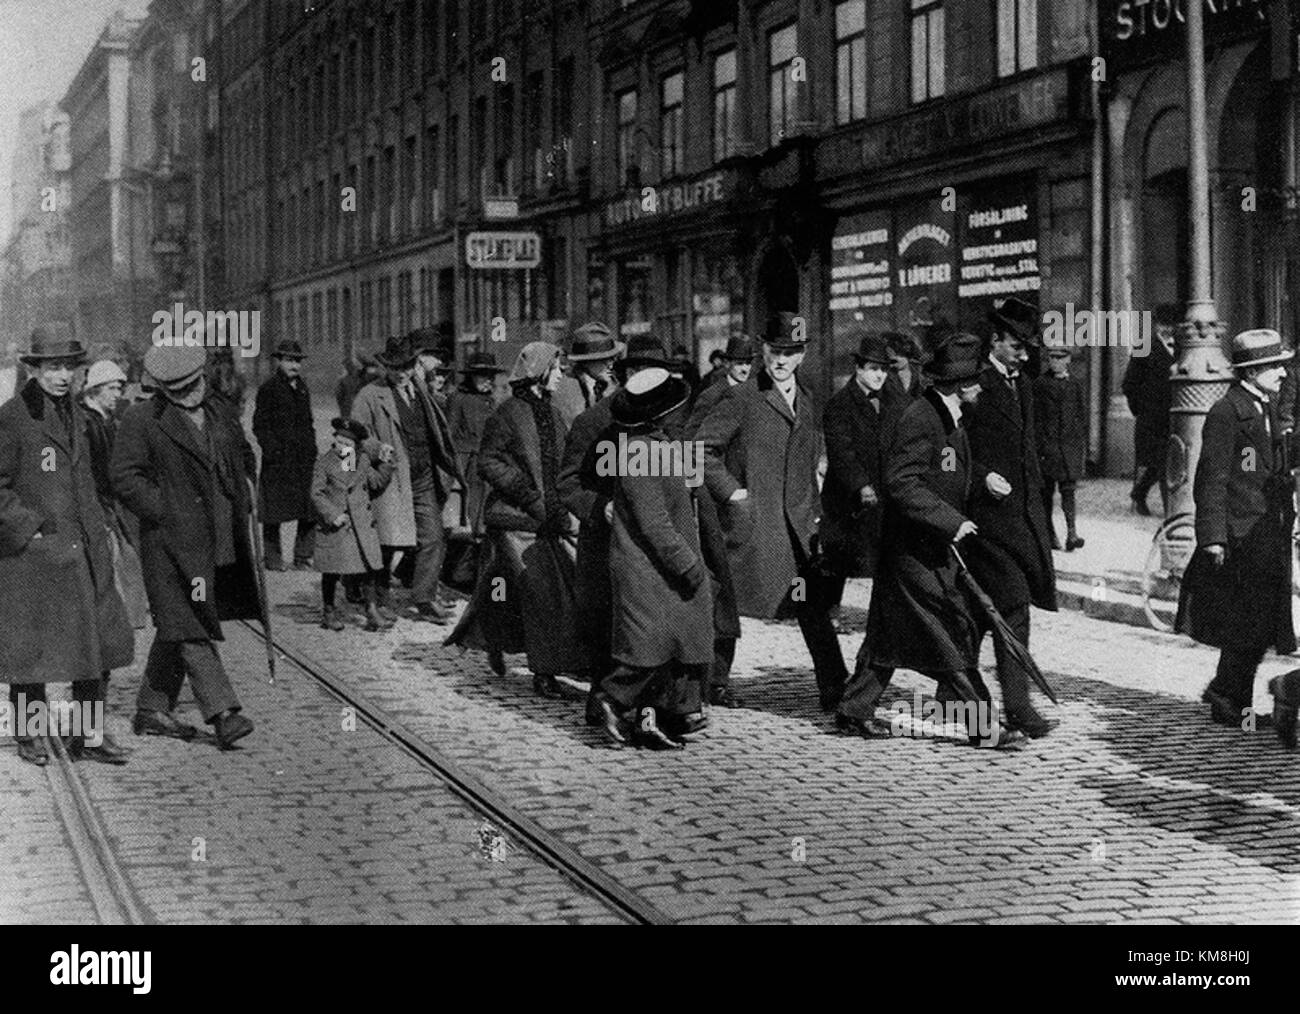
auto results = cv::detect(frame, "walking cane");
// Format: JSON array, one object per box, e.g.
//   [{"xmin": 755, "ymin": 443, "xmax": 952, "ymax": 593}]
[{"xmin": 246, "ymin": 476, "xmax": 277, "ymax": 684}]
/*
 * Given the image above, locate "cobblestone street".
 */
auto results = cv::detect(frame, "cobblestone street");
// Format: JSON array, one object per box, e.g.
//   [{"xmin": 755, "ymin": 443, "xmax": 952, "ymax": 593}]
[{"xmin": 4, "ymin": 571, "xmax": 1296, "ymax": 924}]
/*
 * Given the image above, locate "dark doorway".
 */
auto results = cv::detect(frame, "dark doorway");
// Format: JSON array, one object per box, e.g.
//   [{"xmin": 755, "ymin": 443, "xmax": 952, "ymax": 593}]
[
  {"xmin": 1141, "ymin": 168, "xmax": 1189, "ymax": 311},
  {"xmin": 755, "ymin": 243, "xmax": 799, "ymax": 327}
]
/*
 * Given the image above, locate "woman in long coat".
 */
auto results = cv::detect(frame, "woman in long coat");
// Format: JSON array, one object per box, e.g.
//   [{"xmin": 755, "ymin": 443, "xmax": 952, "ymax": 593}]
[
  {"xmin": 0, "ymin": 344, "xmax": 134, "ymax": 764},
  {"xmin": 445, "ymin": 342, "xmax": 581, "ymax": 697}
]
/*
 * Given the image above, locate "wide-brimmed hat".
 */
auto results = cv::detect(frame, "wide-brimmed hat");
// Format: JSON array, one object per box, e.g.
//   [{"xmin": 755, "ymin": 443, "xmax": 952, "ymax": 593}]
[
  {"xmin": 568, "ymin": 322, "xmax": 624, "ymax": 362},
  {"xmin": 20, "ymin": 324, "xmax": 86, "ymax": 366},
  {"xmin": 407, "ymin": 328, "xmax": 444, "ymax": 356},
  {"xmin": 464, "ymin": 351, "xmax": 500, "ymax": 374},
  {"xmin": 852, "ymin": 333, "xmax": 892, "ymax": 367},
  {"xmin": 376, "ymin": 335, "xmax": 417, "ymax": 369},
  {"xmin": 144, "ymin": 344, "xmax": 207, "ymax": 390},
  {"xmin": 508, "ymin": 341, "xmax": 562, "ymax": 384},
  {"xmin": 619, "ymin": 333, "xmax": 675, "ymax": 372},
  {"xmin": 987, "ymin": 296, "xmax": 1039, "ymax": 344},
  {"xmin": 883, "ymin": 331, "xmax": 921, "ymax": 360},
  {"xmin": 272, "ymin": 340, "xmax": 306, "ymax": 360},
  {"xmin": 610, "ymin": 367, "xmax": 692, "ymax": 427},
  {"xmin": 1230, "ymin": 328, "xmax": 1292, "ymax": 370},
  {"xmin": 924, "ymin": 331, "xmax": 984, "ymax": 384},
  {"xmin": 723, "ymin": 333, "xmax": 758, "ymax": 361},
  {"xmin": 763, "ymin": 311, "xmax": 809, "ymax": 352},
  {"xmin": 85, "ymin": 359, "xmax": 128, "ymax": 389},
  {"xmin": 331, "ymin": 417, "xmax": 369, "ymax": 442}
]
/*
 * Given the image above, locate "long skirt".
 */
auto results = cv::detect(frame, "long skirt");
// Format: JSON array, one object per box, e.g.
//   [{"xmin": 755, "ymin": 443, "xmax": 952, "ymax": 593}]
[{"xmin": 445, "ymin": 528, "xmax": 581, "ymax": 676}]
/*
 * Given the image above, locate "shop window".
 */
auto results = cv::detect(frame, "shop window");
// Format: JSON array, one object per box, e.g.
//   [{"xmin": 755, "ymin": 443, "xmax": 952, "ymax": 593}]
[
  {"xmin": 661, "ymin": 72, "xmax": 684, "ymax": 179},
  {"xmin": 713, "ymin": 49, "xmax": 737, "ymax": 163},
  {"xmin": 768, "ymin": 22, "xmax": 798, "ymax": 146},
  {"xmin": 910, "ymin": 0, "xmax": 945, "ymax": 104},
  {"xmin": 377, "ymin": 276, "xmax": 392, "ymax": 339},
  {"xmin": 996, "ymin": 0, "xmax": 1037, "ymax": 78},
  {"xmin": 327, "ymin": 289, "xmax": 338, "ymax": 345},
  {"xmin": 835, "ymin": 0, "xmax": 868, "ymax": 125},
  {"xmin": 495, "ymin": 84, "xmax": 515, "ymax": 195},
  {"xmin": 617, "ymin": 88, "xmax": 639, "ymax": 186}
]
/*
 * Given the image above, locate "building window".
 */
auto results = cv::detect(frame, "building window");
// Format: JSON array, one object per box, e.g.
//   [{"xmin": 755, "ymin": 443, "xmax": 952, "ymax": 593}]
[
  {"xmin": 768, "ymin": 22, "xmax": 798, "ymax": 146},
  {"xmin": 495, "ymin": 84, "xmax": 514, "ymax": 195},
  {"xmin": 360, "ymin": 280, "xmax": 373, "ymax": 343},
  {"xmin": 996, "ymin": 0, "xmax": 1037, "ymax": 77},
  {"xmin": 525, "ymin": 70, "xmax": 544, "ymax": 193},
  {"xmin": 911, "ymin": 0, "xmax": 945, "ymax": 103},
  {"xmin": 424, "ymin": 125, "xmax": 440, "ymax": 224},
  {"xmin": 450, "ymin": 114, "xmax": 462, "ymax": 203},
  {"xmin": 312, "ymin": 291, "xmax": 323, "ymax": 346},
  {"xmin": 342, "ymin": 286, "xmax": 353, "ymax": 348},
  {"xmin": 616, "ymin": 88, "xmax": 638, "ymax": 186},
  {"xmin": 660, "ymin": 71, "xmax": 684, "ymax": 179},
  {"xmin": 403, "ymin": 135, "xmax": 416, "ymax": 234},
  {"xmin": 327, "ymin": 288, "xmax": 338, "ymax": 345},
  {"xmin": 377, "ymin": 276, "xmax": 392, "ymax": 338},
  {"xmin": 712, "ymin": 49, "xmax": 737, "ymax": 163},
  {"xmin": 835, "ymin": 1, "xmax": 867, "ymax": 124}
]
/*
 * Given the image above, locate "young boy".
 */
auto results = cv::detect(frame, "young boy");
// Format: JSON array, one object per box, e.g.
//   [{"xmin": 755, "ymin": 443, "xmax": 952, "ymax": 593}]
[
  {"xmin": 1033, "ymin": 346, "xmax": 1087, "ymax": 551},
  {"xmin": 311, "ymin": 418, "xmax": 396, "ymax": 631}
]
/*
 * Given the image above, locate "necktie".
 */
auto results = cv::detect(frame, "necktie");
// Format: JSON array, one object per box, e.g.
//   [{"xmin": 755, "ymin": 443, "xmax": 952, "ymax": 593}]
[{"xmin": 595, "ymin": 378, "xmax": 608, "ymax": 402}]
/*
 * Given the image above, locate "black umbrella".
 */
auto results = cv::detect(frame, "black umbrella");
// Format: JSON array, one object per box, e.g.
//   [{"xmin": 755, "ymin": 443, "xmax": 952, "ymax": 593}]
[{"xmin": 951, "ymin": 544, "xmax": 1058, "ymax": 705}]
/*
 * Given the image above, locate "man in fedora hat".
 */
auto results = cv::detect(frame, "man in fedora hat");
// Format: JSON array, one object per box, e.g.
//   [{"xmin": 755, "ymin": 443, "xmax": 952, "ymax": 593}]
[
  {"xmin": 352, "ymin": 334, "xmax": 463, "ymax": 622},
  {"xmin": 686, "ymin": 332, "xmax": 756, "ymax": 433},
  {"xmin": 698, "ymin": 310, "xmax": 848, "ymax": 711},
  {"xmin": 884, "ymin": 331, "xmax": 926, "ymax": 400},
  {"xmin": 960, "ymin": 296, "xmax": 1057, "ymax": 664},
  {"xmin": 555, "ymin": 321, "xmax": 624, "ymax": 427},
  {"xmin": 837, "ymin": 332, "xmax": 1054, "ymax": 742},
  {"xmin": 0, "ymin": 327, "xmax": 135, "ymax": 765},
  {"xmin": 412, "ymin": 328, "xmax": 456, "ymax": 410},
  {"xmin": 252, "ymin": 339, "xmax": 316, "ymax": 571},
  {"xmin": 111, "ymin": 343, "xmax": 259, "ymax": 750},
  {"xmin": 447, "ymin": 350, "xmax": 503, "ymax": 535},
  {"xmin": 1176, "ymin": 328, "xmax": 1297, "ymax": 733}
]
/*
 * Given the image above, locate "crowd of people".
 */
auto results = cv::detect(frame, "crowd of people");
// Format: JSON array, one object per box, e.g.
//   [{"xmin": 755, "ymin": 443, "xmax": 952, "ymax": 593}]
[{"xmin": 2, "ymin": 296, "xmax": 1299, "ymax": 768}]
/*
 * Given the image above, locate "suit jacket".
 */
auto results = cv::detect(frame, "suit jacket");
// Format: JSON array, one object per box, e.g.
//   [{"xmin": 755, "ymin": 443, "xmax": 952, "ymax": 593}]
[
  {"xmin": 351, "ymin": 379, "xmax": 462, "ymax": 546},
  {"xmin": 1032, "ymin": 373, "xmax": 1088, "ymax": 481},
  {"xmin": 1193, "ymin": 383, "xmax": 1286, "ymax": 548},
  {"xmin": 697, "ymin": 369, "xmax": 822, "ymax": 619},
  {"xmin": 820, "ymin": 377, "xmax": 904, "ymax": 577},
  {"xmin": 964, "ymin": 363, "xmax": 1057, "ymax": 611}
]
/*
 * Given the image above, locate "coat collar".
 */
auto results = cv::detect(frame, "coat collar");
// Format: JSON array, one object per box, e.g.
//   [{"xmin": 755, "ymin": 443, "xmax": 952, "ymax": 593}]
[
  {"xmin": 21, "ymin": 378, "xmax": 80, "ymax": 456},
  {"xmin": 923, "ymin": 387, "xmax": 958, "ymax": 436},
  {"xmin": 755, "ymin": 368, "xmax": 802, "ymax": 425},
  {"xmin": 153, "ymin": 395, "xmax": 212, "ymax": 463},
  {"xmin": 978, "ymin": 364, "xmax": 1023, "ymax": 427}
]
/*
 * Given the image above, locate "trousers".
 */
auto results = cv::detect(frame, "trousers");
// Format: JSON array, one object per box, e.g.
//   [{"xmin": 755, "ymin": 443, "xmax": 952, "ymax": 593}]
[
  {"xmin": 136, "ymin": 639, "xmax": 240, "ymax": 722},
  {"xmin": 410, "ymin": 473, "xmax": 446, "ymax": 605}
]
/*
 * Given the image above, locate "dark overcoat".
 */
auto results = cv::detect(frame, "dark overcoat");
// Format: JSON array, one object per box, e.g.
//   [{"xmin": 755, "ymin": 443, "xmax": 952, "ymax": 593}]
[
  {"xmin": 253, "ymin": 370, "xmax": 318, "ymax": 524},
  {"xmin": 860, "ymin": 389, "xmax": 980, "ymax": 674},
  {"xmin": 1176, "ymin": 384, "xmax": 1296, "ymax": 654},
  {"xmin": 820, "ymin": 377, "xmax": 906, "ymax": 577},
  {"xmin": 1032, "ymin": 373, "xmax": 1088, "ymax": 481},
  {"xmin": 697, "ymin": 369, "xmax": 822, "ymax": 620},
  {"xmin": 84, "ymin": 401, "xmax": 148, "ymax": 628},
  {"xmin": 963, "ymin": 365, "xmax": 1058, "ymax": 613},
  {"xmin": 609, "ymin": 427, "xmax": 714, "ymax": 668},
  {"xmin": 684, "ymin": 377, "xmax": 734, "ymax": 437},
  {"xmin": 311, "ymin": 442, "xmax": 394, "ymax": 574},
  {"xmin": 0, "ymin": 381, "xmax": 134, "ymax": 683},
  {"xmin": 111, "ymin": 395, "xmax": 262, "ymax": 642},
  {"xmin": 446, "ymin": 391, "xmax": 580, "ymax": 675},
  {"xmin": 1122, "ymin": 336, "xmax": 1173, "ymax": 469},
  {"xmin": 447, "ymin": 388, "xmax": 495, "ymax": 532}
]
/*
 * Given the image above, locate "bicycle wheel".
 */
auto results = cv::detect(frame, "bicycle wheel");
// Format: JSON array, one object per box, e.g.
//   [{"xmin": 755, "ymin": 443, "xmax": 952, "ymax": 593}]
[{"xmin": 1140, "ymin": 512, "xmax": 1195, "ymax": 632}]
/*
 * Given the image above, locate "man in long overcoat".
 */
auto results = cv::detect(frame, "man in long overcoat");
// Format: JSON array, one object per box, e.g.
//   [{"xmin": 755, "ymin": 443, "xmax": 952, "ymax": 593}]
[
  {"xmin": 1176, "ymin": 329, "xmax": 1297, "ymax": 732},
  {"xmin": 962, "ymin": 298, "xmax": 1057, "ymax": 657},
  {"xmin": 0, "ymin": 329, "xmax": 134, "ymax": 765},
  {"xmin": 351, "ymin": 334, "xmax": 463, "ymax": 622},
  {"xmin": 1122, "ymin": 306, "xmax": 1177, "ymax": 515},
  {"xmin": 446, "ymin": 351, "xmax": 501, "ymax": 534},
  {"xmin": 697, "ymin": 312, "xmax": 847, "ymax": 711},
  {"xmin": 252, "ymin": 340, "xmax": 316, "ymax": 570},
  {"xmin": 685, "ymin": 332, "xmax": 756, "ymax": 435},
  {"xmin": 112, "ymin": 344, "xmax": 260, "ymax": 750}
]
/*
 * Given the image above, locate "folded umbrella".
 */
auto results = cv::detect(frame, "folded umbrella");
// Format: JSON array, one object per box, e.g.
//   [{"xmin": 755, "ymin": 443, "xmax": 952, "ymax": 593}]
[{"xmin": 950, "ymin": 543, "xmax": 1058, "ymax": 705}]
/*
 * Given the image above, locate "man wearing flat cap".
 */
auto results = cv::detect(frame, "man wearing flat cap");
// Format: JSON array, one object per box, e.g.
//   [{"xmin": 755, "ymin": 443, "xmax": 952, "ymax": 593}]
[
  {"xmin": 1177, "ymin": 328, "xmax": 1297, "ymax": 736},
  {"xmin": 112, "ymin": 343, "xmax": 261, "ymax": 750},
  {"xmin": 253, "ymin": 340, "xmax": 317, "ymax": 571},
  {"xmin": 0, "ymin": 327, "xmax": 135, "ymax": 765}
]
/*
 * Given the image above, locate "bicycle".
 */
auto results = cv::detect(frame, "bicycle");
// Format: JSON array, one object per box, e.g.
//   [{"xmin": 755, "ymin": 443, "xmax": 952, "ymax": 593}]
[{"xmin": 1139, "ymin": 511, "xmax": 1195, "ymax": 632}]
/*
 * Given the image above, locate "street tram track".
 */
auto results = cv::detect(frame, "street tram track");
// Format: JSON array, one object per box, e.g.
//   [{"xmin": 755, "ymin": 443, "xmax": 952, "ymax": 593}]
[
  {"xmin": 236, "ymin": 619, "xmax": 672, "ymax": 926},
  {"xmin": 45, "ymin": 734, "xmax": 150, "ymax": 925}
]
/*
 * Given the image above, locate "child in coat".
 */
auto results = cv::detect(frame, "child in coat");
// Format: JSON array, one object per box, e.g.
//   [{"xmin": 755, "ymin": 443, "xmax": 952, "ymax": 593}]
[
  {"xmin": 1033, "ymin": 347, "xmax": 1088, "ymax": 551},
  {"xmin": 311, "ymin": 418, "xmax": 396, "ymax": 631}
]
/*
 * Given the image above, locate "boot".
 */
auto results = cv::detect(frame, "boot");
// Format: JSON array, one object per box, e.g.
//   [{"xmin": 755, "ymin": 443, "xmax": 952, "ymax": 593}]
[
  {"xmin": 373, "ymin": 585, "xmax": 399, "ymax": 623},
  {"xmin": 320, "ymin": 606, "xmax": 345, "ymax": 631},
  {"xmin": 363, "ymin": 600, "xmax": 392, "ymax": 632}
]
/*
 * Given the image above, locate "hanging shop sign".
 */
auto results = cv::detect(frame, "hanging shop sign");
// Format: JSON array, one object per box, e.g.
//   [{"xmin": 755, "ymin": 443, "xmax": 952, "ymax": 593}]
[
  {"xmin": 465, "ymin": 231, "xmax": 542, "ymax": 270},
  {"xmin": 1100, "ymin": 0, "xmax": 1271, "ymax": 73}
]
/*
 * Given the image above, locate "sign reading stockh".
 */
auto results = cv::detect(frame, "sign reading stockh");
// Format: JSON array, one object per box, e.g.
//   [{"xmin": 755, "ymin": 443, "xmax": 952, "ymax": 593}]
[
  {"xmin": 465, "ymin": 231, "xmax": 542, "ymax": 270},
  {"xmin": 1100, "ymin": 0, "xmax": 1270, "ymax": 72}
]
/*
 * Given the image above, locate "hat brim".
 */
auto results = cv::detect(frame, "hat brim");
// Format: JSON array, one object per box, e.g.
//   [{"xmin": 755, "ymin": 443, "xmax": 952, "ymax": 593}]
[
  {"xmin": 376, "ymin": 353, "xmax": 418, "ymax": 368},
  {"xmin": 156, "ymin": 367, "xmax": 205, "ymax": 391},
  {"xmin": 20, "ymin": 351, "xmax": 88, "ymax": 367},
  {"xmin": 568, "ymin": 342, "xmax": 626, "ymax": 362},
  {"xmin": 764, "ymin": 341, "xmax": 807, "ymax": 353},
  {"xmin": 610, "ymin": 384, "xmax": 692, "ymax": 428},
  {"xmin": 1234, "ymin": 351, "xmax": 1292, "ymax": 369}
]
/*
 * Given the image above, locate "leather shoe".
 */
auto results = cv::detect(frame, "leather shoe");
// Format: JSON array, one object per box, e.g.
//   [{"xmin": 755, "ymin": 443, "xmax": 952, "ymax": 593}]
[
  {"xmin": 1005, "ymin": 710, "xmax": 1058, "ymax": 739},
  {"xmin": 1065, "ymin": 534, "xmax": 1085, "ymax": 551},
  {"xmin": 594, "ymin": 694, "xmax": 628, "ymax": 747},
  {"xmin": 412, "ymin": 601, "xmax": 452, "ymax": 623},
  {"xmin": 709, "ymin": 686, "xmax": 743, "ymax": 708},
  {"xmin": 1202, "ymin": 688, "xmax": 1241, "ymax": 727},
  {"xmin": 132, "ymin": 710, "xmax": 198, "ymax": 741},
  {"xmin": 15, "ymin": 736, "xmax": 48, "ymax": 766},
  {"xmin": 633, "ymin": 707, "xmax": 683, "ymax": 750},
  {"xmin": 1131, "ymin": 494, "xmax": 1151, "ymax": 517},
  {"xmin": 320, "ymin": 606, "xmax": 345, "ymax": 632},
  {"xmin": 1274, "ymin": 702, "xmax": 1298, "ymax": 750},
  {"xmin": 487, "ymin": 649, "xmax": 506, "ymax": 676},
  {"xmin": 819, "ymin": 687, "xmax": 845, "ymax": 713},
  {"xmin": 213, "ymin": 710, "xmax": 254, "ymax": 750},
  {"xmin": 662, "ymin": 712, "xmax": 709, "ymax": 738},
  {"xmin": 533, "ymin": 674, "xmax": 564, "ymax": 699},
  {"xmin": 835, "ymin": 714, "xmax": 891, "ymax": 739},
  {"xmin": 69, "ymin": 732, "xmax": 129, "ymax": 765}
]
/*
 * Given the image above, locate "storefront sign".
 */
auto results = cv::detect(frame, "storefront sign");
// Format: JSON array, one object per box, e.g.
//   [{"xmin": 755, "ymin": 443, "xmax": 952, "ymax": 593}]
[
  {"xmin": 1101, "ymin": 0, "xmax": 1270, "ymax": 72},
  {"xmin": 858, "ymin": 68, "xmax": 1072, "ymax": 170},
  {"xmin": 465, "ymin": 231, "xmax": 541, "ymax": 270},
  {"xmin": 957, "ymin": 186, "xmax": 1040, "ymax": 302},
  {"xmin": 603, "ymin": 171, "xmax": 730, "ymax": 229}
]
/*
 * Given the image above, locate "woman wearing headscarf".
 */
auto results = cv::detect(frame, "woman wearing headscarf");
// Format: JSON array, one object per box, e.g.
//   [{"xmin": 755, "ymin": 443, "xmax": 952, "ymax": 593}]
[{"xmin": 445, "ymin": 342, "xmax": 582, "ymax": 697}]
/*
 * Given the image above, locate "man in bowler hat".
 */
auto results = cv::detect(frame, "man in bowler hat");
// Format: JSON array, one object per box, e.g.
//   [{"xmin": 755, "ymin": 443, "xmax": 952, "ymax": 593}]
[{"xmin": 252, "ymin": 340, "xmax": 316, "ymax": 570}]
